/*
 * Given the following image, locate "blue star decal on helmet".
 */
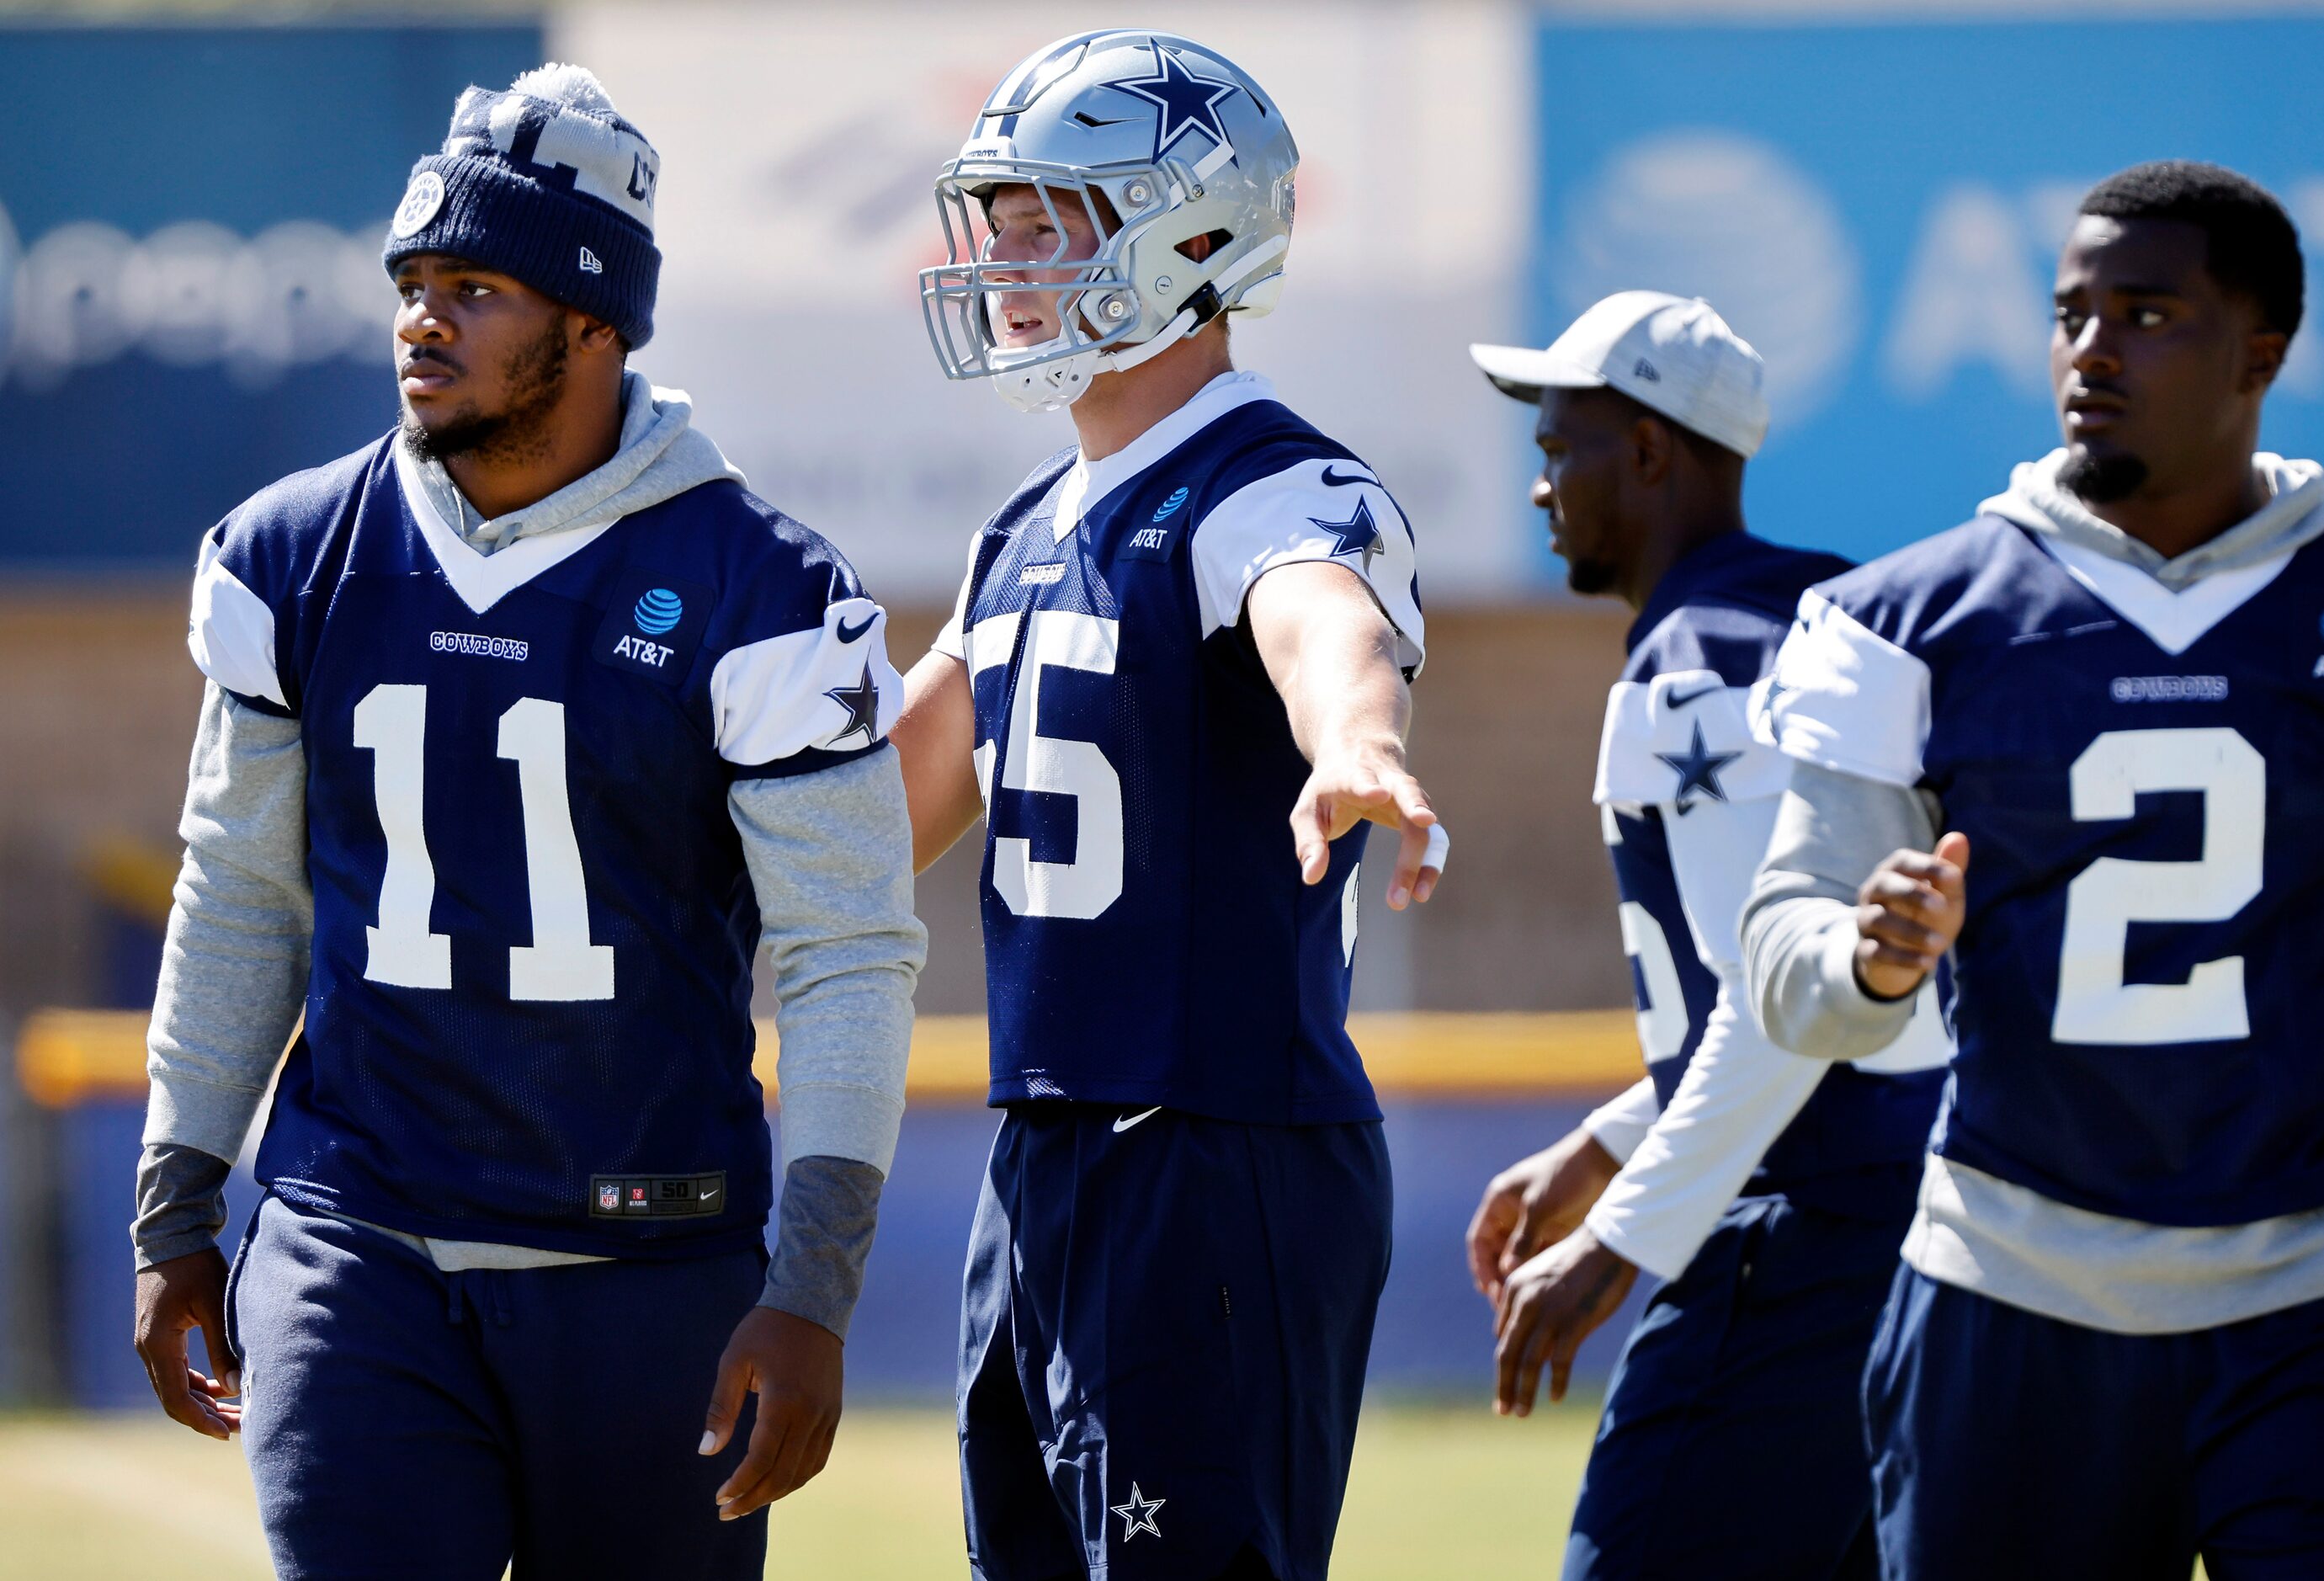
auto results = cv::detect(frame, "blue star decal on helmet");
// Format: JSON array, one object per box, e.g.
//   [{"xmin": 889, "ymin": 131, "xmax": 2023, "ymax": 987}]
[
  {"xmin": 823, "ymin": 663, "xmax": 881, "ymax": 749},
  {"xmin": 1654, "ymin": 721, "xmax": 1743, "ymax": 815},
  {"xmin": 1311, "ymin": 497, "xmax": 1385, "ymax": 571},
  {"xmin": 1102, "ymin": 43, "xmax": 1241, "ymax": 164}
]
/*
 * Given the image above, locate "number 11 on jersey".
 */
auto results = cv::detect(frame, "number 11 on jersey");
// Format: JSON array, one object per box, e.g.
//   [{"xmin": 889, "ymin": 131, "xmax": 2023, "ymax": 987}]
[{"xmin": 353, "ymin": 683, "xmax": 615, "ymax": 1002}]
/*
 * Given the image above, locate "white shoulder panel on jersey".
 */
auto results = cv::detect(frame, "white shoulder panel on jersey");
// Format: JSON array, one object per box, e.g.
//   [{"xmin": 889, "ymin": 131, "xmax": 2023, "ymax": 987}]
[
  {"xmin": 188, "ymin": 529, "xmax": 289, "ymax": 711},
  {"xmin": 1753, "ymin": 589, "xmax": 1932, "ymax": 788},
  {"xmin": 1593, "ymin": 668, "xmax": 1790, "ymax": 809},
  {"xmin": 1189, "ymin": 458, "xmax": 1425, "ymax": 673},
  {"xmin": 710, "ymin": 597, "xmax": 903, "ymax": 767}
]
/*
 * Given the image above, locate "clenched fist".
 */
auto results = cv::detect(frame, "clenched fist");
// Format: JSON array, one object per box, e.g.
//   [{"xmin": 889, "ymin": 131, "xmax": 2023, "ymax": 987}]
[{"xmin": 1853, "ymin": 831, "xmax": 1970, "ymax": 1001}]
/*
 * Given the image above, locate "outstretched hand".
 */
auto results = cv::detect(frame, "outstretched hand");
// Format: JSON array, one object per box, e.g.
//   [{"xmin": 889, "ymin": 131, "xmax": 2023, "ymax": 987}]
[
  {"xmin": 1853, "ymin": 831, "xmax": 1970, "ymax": 1000},
  {"xmin": 133, "ymin": 1248, "xmax": 240, "ymax": 1440},
  {"xmin": 1290, "ymin": 741, "xmax": 1448, "ymax": 910},
  {"xmin": 700, "ymin": 1305, "xmax": 843, "ymax": 1520}
]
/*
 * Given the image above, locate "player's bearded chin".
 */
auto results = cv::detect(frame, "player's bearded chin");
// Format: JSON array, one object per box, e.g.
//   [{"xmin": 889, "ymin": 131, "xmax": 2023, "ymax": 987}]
[
  {"xmin": 401, "ymin": 317, "xmax": 570, "ymax": 466},
  {"xmin": 2059, "ymin": 446, "xmax": 2150, "ymax": 504}
]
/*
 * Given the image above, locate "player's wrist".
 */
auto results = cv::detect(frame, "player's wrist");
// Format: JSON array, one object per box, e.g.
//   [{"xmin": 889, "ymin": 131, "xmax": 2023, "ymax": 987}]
[
  {"xmin": 1568, "ymin": 1127, "xmax": 1623, "ymax": 1186},
  {"xmin": 1849, "ymin": 944, "xmax": 1927, "ymax": 1003}
]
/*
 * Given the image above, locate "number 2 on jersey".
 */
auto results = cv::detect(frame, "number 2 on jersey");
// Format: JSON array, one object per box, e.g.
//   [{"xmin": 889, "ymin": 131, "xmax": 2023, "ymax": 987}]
[
  {"xmin": 352, "ymin": 683, "xmax": 614, "ymax": 1001},
  {"xmin": 2053, "ymin": 727, "xmax": 2263, "ymax": 1045}
]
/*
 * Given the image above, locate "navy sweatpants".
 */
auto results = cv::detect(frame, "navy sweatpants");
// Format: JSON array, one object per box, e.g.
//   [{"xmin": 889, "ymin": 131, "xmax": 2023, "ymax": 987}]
[
  {"xmin": 1866, "ymin": 1265, "xmax": 2324, "ymax": 1580},
  {"xmin": 1562, "ymin": 1193, "xmax": 1905, "ymax": 1581},
  {"xmin": 958, "ymin": 1105, "xmax": 1392, "ymax": 1581},
  {"xmin": 228, "ymin": 1194, "xmax": 769, "ymax": 1580}
]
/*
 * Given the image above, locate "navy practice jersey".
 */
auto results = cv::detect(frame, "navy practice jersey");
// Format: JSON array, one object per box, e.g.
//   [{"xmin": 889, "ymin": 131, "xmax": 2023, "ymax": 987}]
[
  {"xmin": 185, "ymin": 433, "xmax": 901, "ymax": 1257},
  {"xmin": 934, "ymin": 372, "xmax": 1424, "ymax": 1124},
  {"xmin": 1597, "ymin": 533, "xmax": 1948, "ymax": 1206},
  {"xmin": 1765, "ymin": 515, "xmax": 2324, "ymax": 1227}
]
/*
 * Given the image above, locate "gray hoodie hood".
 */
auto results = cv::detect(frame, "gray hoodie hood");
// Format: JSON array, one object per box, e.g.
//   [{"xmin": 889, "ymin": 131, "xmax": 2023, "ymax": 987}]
[
  {"xmin": 406, "ymin": 369, "xmax": 745, "ymax": 556},
  {"xmin": 1981, "ymin": 448, "xmax": 2324, "ymax": 591}
]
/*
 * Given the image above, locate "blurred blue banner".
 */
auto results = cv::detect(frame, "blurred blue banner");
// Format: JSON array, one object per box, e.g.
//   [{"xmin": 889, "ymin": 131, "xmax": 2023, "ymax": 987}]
[
  {"xmin": 0, "ymin": 24, "xmax": 542, "ymax": 568},
  {"xmin": 1530, "ymin": 15, "xmax": 2324, "ymax": 566}
]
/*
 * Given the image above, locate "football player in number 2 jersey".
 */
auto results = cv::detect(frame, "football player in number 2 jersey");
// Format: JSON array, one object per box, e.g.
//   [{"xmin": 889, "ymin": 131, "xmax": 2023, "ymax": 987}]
[
  {"xmin": 1746, "ymin": 162, "xmax": 2324, "ymax": 1578},
  {"xmin": 895, "ymin": 32, "xmax": 1445, "ymax": 1581}
]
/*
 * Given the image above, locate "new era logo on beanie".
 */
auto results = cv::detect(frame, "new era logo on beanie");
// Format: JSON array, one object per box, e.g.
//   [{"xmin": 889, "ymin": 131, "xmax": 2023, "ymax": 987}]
[{"xmin": 381, "ymin": 62, "xmax": 662, "ymax": 349}]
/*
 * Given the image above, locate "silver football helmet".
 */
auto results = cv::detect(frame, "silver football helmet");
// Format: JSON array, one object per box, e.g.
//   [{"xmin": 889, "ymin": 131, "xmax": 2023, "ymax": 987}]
[{"xmin": 919, "ymin": 31, "xmax": 1298, "ymax": 413}]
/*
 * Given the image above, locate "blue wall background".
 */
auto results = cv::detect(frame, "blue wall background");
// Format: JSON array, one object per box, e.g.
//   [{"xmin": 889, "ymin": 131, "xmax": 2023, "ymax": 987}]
[
  {"xmin": 1529, "ymin": 16, "xmax": 2324, "ymax": 567},
  {"xmin": 50, "ymin": 1096, "xmax": 1642, "ymax": 1409},
  {"xmin": 0, "ymin": 25, "xmax": 541, "ymax": 567}
]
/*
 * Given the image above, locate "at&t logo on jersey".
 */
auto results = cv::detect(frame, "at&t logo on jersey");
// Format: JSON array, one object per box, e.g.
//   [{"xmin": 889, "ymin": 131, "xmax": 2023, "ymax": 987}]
[
  {"xmin": 612, "ymin": 632, "xmax": 674, "ymax": 668},
  {"xmin": 634, "ymin": 588, "xmax": 683, "ymax": 634},
  {"xmin": 594, "ymin": 573, "xmax": 710, "ymax": 686},
  {"xmin": 1121, "ymin": 519, "xmax": 1178, "ymax": 562},
  {"xmin": 1152, "ymin": 486, "xmax": 1189, "ymax": 521}
]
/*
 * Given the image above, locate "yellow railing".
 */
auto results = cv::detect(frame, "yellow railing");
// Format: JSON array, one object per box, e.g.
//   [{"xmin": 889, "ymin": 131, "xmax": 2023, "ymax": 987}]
[{"xmin": 17, "ymin": 1008, "xmax": 1643, "ymax": 1108}]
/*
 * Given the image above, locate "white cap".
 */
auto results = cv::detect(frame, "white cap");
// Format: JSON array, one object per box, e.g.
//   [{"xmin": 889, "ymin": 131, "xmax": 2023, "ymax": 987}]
[{"xmin": 1469, "ymin": 290, "xmax": 1770, "ymax": 460}]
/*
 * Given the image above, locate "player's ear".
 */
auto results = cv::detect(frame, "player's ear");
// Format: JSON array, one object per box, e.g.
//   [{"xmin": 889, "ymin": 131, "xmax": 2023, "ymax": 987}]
[
  {"xmin": 1631, "ymin": 414, "xmax": 1674, "ymax": 487},
  {"xmin": 2241, "ymin": 326, "xmax": 2289, "ymax": 394},
  {"xmin": 574, "ymin": 311, "xmax": 625, "ymax": 356}
]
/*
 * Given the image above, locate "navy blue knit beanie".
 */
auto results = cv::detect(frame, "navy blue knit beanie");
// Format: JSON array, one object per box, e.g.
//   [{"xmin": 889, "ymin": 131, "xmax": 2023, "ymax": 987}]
[{"xmin": 383, "ymin": 63, "xmax": 661, "ymax": 349}]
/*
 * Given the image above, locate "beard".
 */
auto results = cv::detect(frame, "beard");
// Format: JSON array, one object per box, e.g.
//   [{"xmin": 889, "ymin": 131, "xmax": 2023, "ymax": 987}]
[
  {"xmin": 2059, "ymin": 445, "xmax": 2150, "ymax": 505},
  {"xmin": 401, "ymin": 317, "xmax": 569, "ymax": 466},
  {"xmin": 1563, "ymin": 553, "xmax": 1620, "ymax": 596}
]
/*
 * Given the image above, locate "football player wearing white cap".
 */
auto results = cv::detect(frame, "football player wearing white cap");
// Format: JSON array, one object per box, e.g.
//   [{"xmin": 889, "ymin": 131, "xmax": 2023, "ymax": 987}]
[
  {"xmin": 1463, "ymin": 292, "xmax": 1950, "ymax": 1581},
  {"xmin": 891, "ymin": 29, "xmax": 1443, "ymax": 1581}
]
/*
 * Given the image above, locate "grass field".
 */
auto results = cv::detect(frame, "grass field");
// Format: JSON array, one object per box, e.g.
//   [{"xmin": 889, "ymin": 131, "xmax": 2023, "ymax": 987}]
[{"xmin": 0, "ymin": 1402, "xmax": 1597, "ymax": 1578}]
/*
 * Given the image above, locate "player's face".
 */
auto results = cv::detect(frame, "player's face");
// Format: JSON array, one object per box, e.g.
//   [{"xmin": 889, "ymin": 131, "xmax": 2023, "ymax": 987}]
[
  {"xmin": 392, "ymin": 254, "xmax": 573, "ymax": 460},
  {"xmin": 2050, "ymin": 215, "xmax": 2279, "ymax": 503},
  {"xmin": 981, "ymin": 184, "xmax": 1107, "ymax": 349},
  {"xmin": 1532, "ymin": 387, "xmax": 1629, "ymax": 596}
]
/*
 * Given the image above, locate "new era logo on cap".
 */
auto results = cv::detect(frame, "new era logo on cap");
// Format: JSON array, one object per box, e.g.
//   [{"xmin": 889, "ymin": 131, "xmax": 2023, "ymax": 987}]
[
  {"xmin": 1468, "ymin": 290, "xmax": 1771, "ymax": 460},
  {"xmin": 579, "ymin": 246, "xmax": 603, "ymax": 274}
]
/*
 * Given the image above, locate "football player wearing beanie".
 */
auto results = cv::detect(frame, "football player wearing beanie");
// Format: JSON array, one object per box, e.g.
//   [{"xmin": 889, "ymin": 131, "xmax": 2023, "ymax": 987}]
[{"xmin": 130, "ymin": 64, "xmax": 923, "ymax": 1578}]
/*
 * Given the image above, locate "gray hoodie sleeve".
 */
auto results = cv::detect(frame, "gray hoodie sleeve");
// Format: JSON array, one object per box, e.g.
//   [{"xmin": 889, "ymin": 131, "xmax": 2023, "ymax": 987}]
[
  {"xmin": 1740, "ymin": 758, "xmax": 1944, "ymax": 1060},
  {"xmin": 143, "ymin": 684, "xmax": 311, "ymax": 1155},
  {"xmin": 729, "ymin": 745, "xmax": 925, "ymax": 1339},
  {"xmin": 135, "ymin": 682, "xmax": 311, "ymax": 1265}
]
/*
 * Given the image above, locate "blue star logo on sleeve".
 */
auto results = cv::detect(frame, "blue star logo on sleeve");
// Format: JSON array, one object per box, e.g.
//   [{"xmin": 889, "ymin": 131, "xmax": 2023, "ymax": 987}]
[
  {"xmin": 1110, "ymin": 1483, "xmax": 1167, "ymax": 1542},
  {"xmin": 1654, "ymin": 721, "xmax": 1742, "ymax": 814},
  {"xmin": 823, "ymin": 663, "xmax": 881, "ymax": 749},
  {"xmin": 1311, "ymin": 498, "xmax": 1384, "ymax": 572},
  {"xmin": 1103, "ymin": 43, "xmax": 1241, "ymax": 163}
]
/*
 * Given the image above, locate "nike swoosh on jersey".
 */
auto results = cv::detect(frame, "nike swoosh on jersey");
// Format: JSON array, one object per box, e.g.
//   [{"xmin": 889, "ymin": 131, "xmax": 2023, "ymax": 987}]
[
  {"xmin": 837, "ymin": 613, "xmax": 876, "ymax": 643},
  {"xmin": 1112, "ymin": 1105, "xmax": 1163, "ymax": 1133},
  {"xmin": 1665, "ymin": 682, "xmax": 1724, "ymax": 710},
  {"xmin": 1320, "ymin": 465, "xmax": 1376, "ymax": 489}
]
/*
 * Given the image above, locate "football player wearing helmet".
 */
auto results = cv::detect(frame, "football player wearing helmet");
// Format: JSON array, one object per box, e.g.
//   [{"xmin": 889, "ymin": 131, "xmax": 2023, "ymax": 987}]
[{"xmin": 896, "ymin": 31, "xmax": 1444, "ymax": 1581}]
